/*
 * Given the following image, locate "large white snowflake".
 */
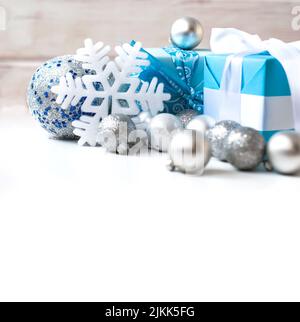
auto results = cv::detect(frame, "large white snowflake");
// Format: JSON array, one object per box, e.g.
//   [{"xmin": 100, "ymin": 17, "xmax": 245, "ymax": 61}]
[{"xmin": 51, "ymin": 39, "xmax": 171, "ymax": 146}]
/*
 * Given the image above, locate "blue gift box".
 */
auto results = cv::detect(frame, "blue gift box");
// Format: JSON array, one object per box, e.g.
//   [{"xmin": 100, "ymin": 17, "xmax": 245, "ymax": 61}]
[
  {"xmin": 139, "ymin": 47, "xmax": 211, "ymax": 114},
  {"xmin": 204, "ymin": 52, "xmax": 294, "ymax": 141}
]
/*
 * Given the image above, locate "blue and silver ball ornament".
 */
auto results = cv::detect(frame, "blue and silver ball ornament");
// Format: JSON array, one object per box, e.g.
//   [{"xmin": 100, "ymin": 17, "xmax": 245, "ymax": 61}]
[
  {"xmin": 27, "ymin": 55, "xmax": 90, "ymax": 139},
  {"xmin": 170, "ymin": 17, "xmax": 203, "ymax": 50}
]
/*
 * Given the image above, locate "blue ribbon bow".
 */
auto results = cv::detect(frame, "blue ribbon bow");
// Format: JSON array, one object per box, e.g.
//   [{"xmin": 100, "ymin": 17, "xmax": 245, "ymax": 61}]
[{"xmin": 133, "ymin": 41, "xmax": 204, "ymax": 114}]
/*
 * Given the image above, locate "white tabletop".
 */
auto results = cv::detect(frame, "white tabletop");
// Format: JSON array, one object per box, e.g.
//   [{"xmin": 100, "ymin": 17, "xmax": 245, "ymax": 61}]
[{"xmin": 0, "ymin": 107, "xmax": 299, "ymax": 301}]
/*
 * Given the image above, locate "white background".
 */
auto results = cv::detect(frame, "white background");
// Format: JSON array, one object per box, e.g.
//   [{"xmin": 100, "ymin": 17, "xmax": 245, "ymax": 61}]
[{"xmin": 1, "ymin": 107, "xmax": 300, "ymax": 302}]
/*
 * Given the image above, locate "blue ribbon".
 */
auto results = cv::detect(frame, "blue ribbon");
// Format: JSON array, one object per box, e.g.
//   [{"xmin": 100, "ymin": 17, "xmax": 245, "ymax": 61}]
[{"xmin": 133, "ymin": 41, "xmax": 204, "ymax": 114}]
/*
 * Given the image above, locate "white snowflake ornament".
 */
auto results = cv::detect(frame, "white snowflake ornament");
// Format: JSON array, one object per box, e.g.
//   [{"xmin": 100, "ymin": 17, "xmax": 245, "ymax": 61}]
[{"xmin": 51, "ymin": 39, "xmax": 171, "ymax": 146}]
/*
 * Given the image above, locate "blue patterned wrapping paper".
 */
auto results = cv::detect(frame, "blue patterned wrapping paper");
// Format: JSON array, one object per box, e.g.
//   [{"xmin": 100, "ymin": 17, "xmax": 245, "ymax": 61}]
[{"xmin": 138, "ymin": 46, "xmax": 211, "ymax": 115}]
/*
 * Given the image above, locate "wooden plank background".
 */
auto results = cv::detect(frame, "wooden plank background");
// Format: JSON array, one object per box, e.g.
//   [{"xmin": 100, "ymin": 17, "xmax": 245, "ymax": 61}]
[
  {"xmin": 0, "ymin": 0, "xmax": 299, "ymax": 59},
  {"xmin": 0, "ymin": 0, "xmax": 300, "ymax": 108}
]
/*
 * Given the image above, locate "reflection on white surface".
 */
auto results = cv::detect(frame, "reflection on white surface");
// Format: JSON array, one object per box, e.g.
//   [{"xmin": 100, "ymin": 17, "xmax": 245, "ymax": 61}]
[{"xmin": 0, "ymin": 107, "xmax": 300, "ymax": 301}]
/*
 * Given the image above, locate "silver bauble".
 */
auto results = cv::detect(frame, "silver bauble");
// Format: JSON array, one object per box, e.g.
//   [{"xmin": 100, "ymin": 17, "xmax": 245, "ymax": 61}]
[
  {"xmin": 176, "ymin": 109, "xmax": 199, "ymax": 128},
  {"xmin": 148, "ymin": 113, "xmax": 183, "ymax": 152},
  {"xmin": 206, "ymin": 120, "xmax": 241, "ymax": 161},
  {"xmin": 138, "ymin": 111, "xmax": 152, "ymax": 126},
  {"xmin": 134, "ymin": 111, "xmax": 153, "ymax": 131},
  {"xmin": 167, "ymin": 129, "xmax": 211, "ymax": 174},
  {"xmin": 186, "ymin": 115, "xmax": 216, "ymax": 133},
  {"xmin": 267, "ymin": 132, "xmax": 300, "ymax": 175},
  {"xmin": 98, "ymin": 114, "xmax": 136, "ymax": 155},
  {"xmin": 224, "ymin": 127, "xmax": 265, "ymax": 170},
  {"xmin": 27, "ymin": 55, "xmax": 89, "ymax": 139},
  {"xmin": 170, "ymin": 17, "xmax": 203, "ymax": 50}
]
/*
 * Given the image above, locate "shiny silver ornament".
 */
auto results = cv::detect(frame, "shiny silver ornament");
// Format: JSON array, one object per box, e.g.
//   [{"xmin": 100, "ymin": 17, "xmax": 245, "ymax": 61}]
[
  {"xmin": 267, "ymin": 132, "xmax": 300, "ymax": 175},
  {"xmin": 186, "ymin": 115, "xmax": 216, "ymax": 133},
  {"xmin": 224, "ymin": 127, "xmax": 265, "ymax": 170},
  {"xmin": 176, "ymin": 109, "xmax": 199, "ymax": 128},
  {"xmin": 167, "ymin": 129, "xmax": 211, "ymax": 174},
  {"xmin": 98, "ymin": 114, "xmax": 136, "ymax": 155},
  {"xmin": 134, "ymin": 111, "xmax": 153, "ymax": 131},
  {"xmin": 148, "ymin": 113, "xmax": 183, "ymax": 152},
  {"xmin": 170, "ymin": 17, "xmax": 203, "ymax": 50},
  {"xmin": 206, "ymin": 120, "xmax": 241, "ymax": 161},
  {"xmin": 138, "ymin": 111, "xmax": 152, "ymax": 125}
]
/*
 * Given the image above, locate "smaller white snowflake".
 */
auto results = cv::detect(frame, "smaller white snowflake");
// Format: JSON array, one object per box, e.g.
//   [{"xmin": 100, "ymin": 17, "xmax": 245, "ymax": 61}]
[{"xmin": 51, "ymin": 39, "xmax": 171, "ymax": 146}]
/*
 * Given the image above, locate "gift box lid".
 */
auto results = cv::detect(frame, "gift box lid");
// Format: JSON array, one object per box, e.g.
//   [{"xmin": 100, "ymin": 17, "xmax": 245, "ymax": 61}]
[{"xmin": 204, "ymin": 52, "xmax": 291, "ymax": 97}]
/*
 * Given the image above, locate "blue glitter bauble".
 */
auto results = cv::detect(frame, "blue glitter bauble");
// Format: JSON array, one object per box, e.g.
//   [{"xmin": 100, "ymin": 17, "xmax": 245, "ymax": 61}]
[{"xmin": 27, "ymin": 55, "xmax": 90, "ymax": 139}]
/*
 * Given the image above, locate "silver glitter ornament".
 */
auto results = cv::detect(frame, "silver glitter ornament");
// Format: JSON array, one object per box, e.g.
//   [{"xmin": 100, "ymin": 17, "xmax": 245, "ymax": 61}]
[
  {"xmin": 186, "ymin": 115, "xmax": 216, "ymax": 133},
  {"xmin": 98, "ymin": 114, "xmax": 136, "ymax": 155},
  {"xmin": 267, "ymin": 132, "xmax": 300, "ymax": 175},
  {"xmin": 167, "ymin": 129, "xmax": 211, "ymax": 174},
  {"xmin": 206, "ymin": 120, "xmax": 241, "ymax": 161},
  {"xmin": 27, "ymin": 55, "xmax": 89, "ymax": 139},
  {"xmin": 224, "ymin": 127, "xmax": 265, "ymax": 170},
  {"xmin": 170, "ymin": 17, "xmax": 203, "ymax": 50},
  {"xmin": 176, "ymin": 109, "xmax": 199, "ymax": 128},
  {"xmin": 148, "ymin": 113, "xmax": 183, "ymax": 152}
]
